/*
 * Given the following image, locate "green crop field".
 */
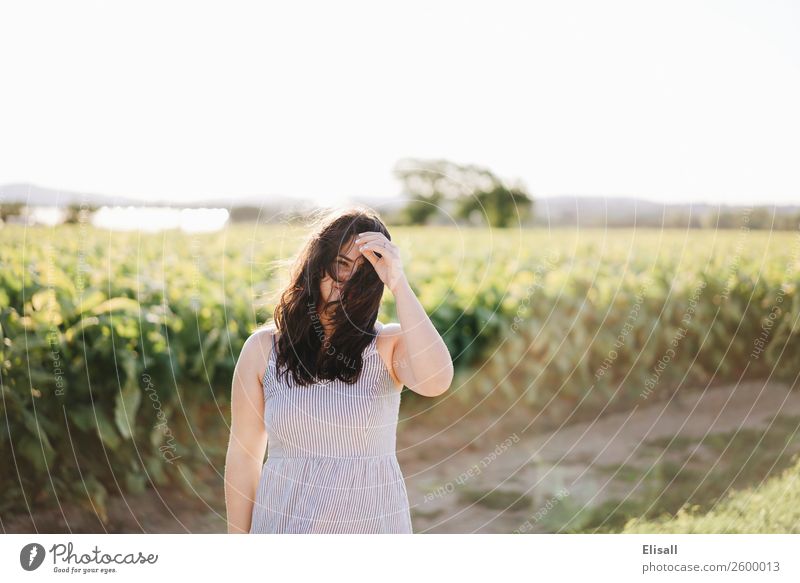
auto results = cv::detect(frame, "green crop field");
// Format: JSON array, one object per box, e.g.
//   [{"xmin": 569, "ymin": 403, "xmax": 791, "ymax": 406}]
[{"xmin": 2, "ymin": 223, "xmax": 799, "ymax": 525}]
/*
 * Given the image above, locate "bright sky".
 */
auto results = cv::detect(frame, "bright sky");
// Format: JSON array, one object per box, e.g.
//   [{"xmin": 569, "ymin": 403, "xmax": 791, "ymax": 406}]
[{"xmin": 1, "ymin": 0, "xmax": 798, "ymax": 206}]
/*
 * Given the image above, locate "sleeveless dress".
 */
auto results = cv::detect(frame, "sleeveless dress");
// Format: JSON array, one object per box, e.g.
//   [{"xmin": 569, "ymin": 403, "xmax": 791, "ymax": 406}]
[{"xmin": 249, "ymin": 322, "xmax": 413, "ymax": 534}]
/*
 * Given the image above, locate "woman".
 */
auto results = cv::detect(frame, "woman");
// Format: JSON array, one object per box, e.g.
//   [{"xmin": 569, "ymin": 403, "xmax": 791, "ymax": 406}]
[{"xmin": 224, "ymin": 207, "xmax": 454, "ymax": 534}]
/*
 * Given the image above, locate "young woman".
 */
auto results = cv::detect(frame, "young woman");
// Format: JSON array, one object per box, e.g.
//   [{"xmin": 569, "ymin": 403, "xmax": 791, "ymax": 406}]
[{"xmin": 224, "ymin": 207, "xmax": 454, "ymax": 534}]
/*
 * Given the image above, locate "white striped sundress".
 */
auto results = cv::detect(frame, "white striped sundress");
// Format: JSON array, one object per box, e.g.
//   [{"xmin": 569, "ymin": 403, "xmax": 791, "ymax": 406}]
[{"xmin": 249, "ymin": 321, "xmax": 413, "ymax": 534}]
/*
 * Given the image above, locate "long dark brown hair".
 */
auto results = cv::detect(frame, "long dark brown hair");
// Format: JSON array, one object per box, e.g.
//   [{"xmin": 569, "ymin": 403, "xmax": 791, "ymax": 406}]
[{"xmin": 265, "ymin": 206, "xmax": 391, "ymax": 387}]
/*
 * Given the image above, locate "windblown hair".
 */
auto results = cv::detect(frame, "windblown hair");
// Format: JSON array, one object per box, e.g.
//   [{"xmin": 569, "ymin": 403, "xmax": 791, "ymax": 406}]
[{"xmin": 268, "ymin": 206, "xmax": 390, "ymax": 387}]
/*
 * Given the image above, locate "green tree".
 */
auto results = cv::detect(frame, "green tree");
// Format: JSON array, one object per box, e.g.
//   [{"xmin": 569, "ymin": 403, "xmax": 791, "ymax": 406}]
[
  {"xmin": 0, "ymin": 203, "xmax": 25, "ymax": 222},
  {"xmin": 455, "ymin": 184, "xmax": 534, "ymax": 228},
  {"xmin": 393, "ymin": 158, "xmax": 534, "ymax": 227},
  {"xmin": 64, "ymin": 203, "xmax": 98, "ymax": 224}
]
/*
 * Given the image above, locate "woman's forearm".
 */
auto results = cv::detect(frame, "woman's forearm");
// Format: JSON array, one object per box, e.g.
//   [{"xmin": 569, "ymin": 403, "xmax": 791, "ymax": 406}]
[
  {"xmin": 391, "ymin": 277, "xmax": 454, "ymax": 395},
  {"xmin": 224, "ymin": 451, "xmax": 263, "ymax": 534}
]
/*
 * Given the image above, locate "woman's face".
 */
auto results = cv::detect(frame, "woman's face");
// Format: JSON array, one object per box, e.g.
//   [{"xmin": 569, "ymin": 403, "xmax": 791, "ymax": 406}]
[{"xmin": 319, "ymin": 236, "xmax": 363, "ymax": 306}]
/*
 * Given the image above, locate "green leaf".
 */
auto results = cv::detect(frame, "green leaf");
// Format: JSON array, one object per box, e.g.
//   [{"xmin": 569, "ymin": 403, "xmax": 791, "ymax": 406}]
[
  {"xmin": 114, "ymin": 380, "xmax": 141, "ymax": 440},
  {"xmin": 125, "ymin": 471, "xmax": 147, "ymax": 494},
  {"xmin": 145, "ymin": 455, "xmax": 168, "ymax": 486},
  {"xmin": 91, "ymin": 297, "xmax": 140, "ymax": 316},
  {"xmin": 67, "ymin": 405, "xmax": 96, "ymax": 432},
  {"xmin": 30, "ymin": 289, "xmax": 54, "ymax": 311},
  {"xmin": 76, "ymin": 290, "xmax": 108, "ymax": 314},
  {"xmin": 18, "ymin": 420, "xmax": 56, "ymax": 474},
  {"xmin": 94, "ymin": 410, "xmax": 121, "ymax": 449},
  {"xmin": 84, "ymin": 476, "xmax": 109, "ymax": 523},
  {"xmin": 64, "ymin": 316, "xmax": 100, "ymax": 342},
  {"xmin": 18, "ymin": 436, "xmax": 50, "ymax": 474}
]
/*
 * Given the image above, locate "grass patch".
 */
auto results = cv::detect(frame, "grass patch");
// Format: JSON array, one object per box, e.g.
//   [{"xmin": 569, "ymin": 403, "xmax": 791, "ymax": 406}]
[
  {"xmin": 572, "ymin": 414, "xmax": 800, "ymax": 532},
  {"xmin": 622, "ymin": 452, "xmax": 800, "ymax": 533},
  {"xmin": 457, "ymin": 487, "xmax": 533, "ymax": 512}
]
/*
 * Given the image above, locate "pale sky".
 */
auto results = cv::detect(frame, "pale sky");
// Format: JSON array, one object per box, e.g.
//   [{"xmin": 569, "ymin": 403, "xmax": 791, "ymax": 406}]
[{"xmin": 1, "ymin": 0, "xmax": 798, "ymax": 206}]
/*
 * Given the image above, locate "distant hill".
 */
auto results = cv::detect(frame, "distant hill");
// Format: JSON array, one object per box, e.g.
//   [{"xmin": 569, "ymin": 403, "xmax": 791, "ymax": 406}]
[
  {"xmin": 0, "ymin": 183, "xmax": 146, "ymax": 207},
  {"xmin": 2, "ymin": 182, "xmax": 797, "ymax": 228},
  {"xmin": 0, "ymin": 182, "xmax": 316, "ymax": 210},
  {"xmin": 529, "ymin": 195, "xmax": 799, "ymax": 228}
]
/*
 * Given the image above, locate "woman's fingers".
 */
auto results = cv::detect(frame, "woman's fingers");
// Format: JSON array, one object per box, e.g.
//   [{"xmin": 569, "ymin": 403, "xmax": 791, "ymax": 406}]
[
  {"xmin": 363, "ymin": 246, "xmax": 389, "ymax": 261},
  {"xmin": 354, "ymin": 232, "xmax": 389, "ymax": 244},
  {"xmin": 355, "ymin": 233, "xmax": 393, "ymax": 252},
  {"xmin": 359, "ymin": 245, "xmax": 379, "ymax": 264}
]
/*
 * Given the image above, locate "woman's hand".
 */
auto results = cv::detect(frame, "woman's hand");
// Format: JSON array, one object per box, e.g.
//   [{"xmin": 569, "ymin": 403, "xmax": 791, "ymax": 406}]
[{"xmin": 355, "ymin": 231, "xmax": 407, "ymax": 293}]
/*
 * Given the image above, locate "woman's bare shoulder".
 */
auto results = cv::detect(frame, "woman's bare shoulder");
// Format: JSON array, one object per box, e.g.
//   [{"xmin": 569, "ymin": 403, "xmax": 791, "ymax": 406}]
[
  {"xmin": 251, "ymin": 322, "xmax": 277, "ymax": 336},
  {"xmin": 248, "ymin": 323, "xmax": 277, "ymax": 345},
  {"xmin": 375, "ymin": 321, "xmax": 403, "ymax": 356},
  {"xmin": 239, "ymin": 324, "xmax": 277, "ymax": 379},
  {"xmin": 376, "ymin": 321, "xmax": 401, "ymax": 338}
]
